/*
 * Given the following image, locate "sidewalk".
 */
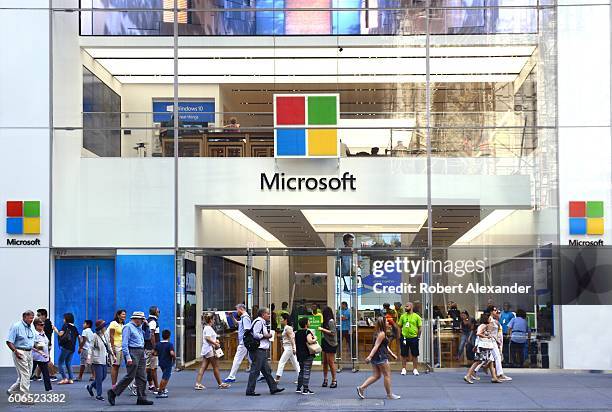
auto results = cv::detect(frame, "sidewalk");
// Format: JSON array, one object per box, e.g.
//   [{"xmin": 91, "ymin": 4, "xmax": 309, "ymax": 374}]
[{"xmin": 1, "ymin": 367, "xmax": 611, "ymax": 411}]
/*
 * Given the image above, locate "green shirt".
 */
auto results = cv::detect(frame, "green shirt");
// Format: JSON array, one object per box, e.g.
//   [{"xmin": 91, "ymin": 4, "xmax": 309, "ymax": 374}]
[{"xmin": 398, "ymin": 312, "xmax": 422, "ymax": 339}]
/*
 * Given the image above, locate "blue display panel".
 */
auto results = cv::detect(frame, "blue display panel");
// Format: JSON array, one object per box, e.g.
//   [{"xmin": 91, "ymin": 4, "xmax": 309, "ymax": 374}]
[
  {"xmin": 115, "ymin": 253, "xmax": 175, "ymax": 344},
  {"xmin": 152, "ymin": 101, "xmax": 215, "ymax": 124}
]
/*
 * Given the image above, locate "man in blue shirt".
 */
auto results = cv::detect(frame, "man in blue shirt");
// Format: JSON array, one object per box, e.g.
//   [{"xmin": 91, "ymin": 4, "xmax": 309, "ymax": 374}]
[
  {"xmin": 224, "ymin": 303, "xmax": 252, "ymax": 383},
  {"xmin": 6, "ymin": 310, "xmax": 35, "ymax": 400},
  {"xmin": 107, "ymin": 311, "xmax": 153, "ymax": 406},
  {"xmin": 499, "ymin": 302, "xmax": 516, "ymax": 366}
]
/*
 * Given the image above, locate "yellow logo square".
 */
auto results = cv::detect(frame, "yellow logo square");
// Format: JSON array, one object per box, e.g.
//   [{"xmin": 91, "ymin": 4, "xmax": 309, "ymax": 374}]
[
  {"xmin": 23, "ymin": 217, "xmax": 40, "ymax": 234},
  {"xmin": 308, "ymin": 129, "xmax": 337, "ymax": 156},
  {"xmin": 586, "ymin": 218, "xmax": 604, "ymax": 235}
]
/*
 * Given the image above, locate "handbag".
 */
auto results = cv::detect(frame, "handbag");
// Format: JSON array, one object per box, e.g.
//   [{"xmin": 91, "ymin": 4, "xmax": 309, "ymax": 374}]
[
  {"xmin": 307, "ymin": 332, "xmax": 322, "ymax": 355},
  {"xmin": 477, "ymin": 338, "xmax": 495, "ymax": 350},
  {"xmin": 214, "ymin": 348, "xmax": 224, "ymax": 358}
]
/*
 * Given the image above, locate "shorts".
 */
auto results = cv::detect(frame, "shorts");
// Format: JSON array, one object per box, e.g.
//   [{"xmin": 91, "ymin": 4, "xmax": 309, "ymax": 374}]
[
  {"xmin": 160, "ymin": 366, "xmax": 172, "ymax": 381},
  {"xmin": 145, "ymin": 349, "xmax": 158, "ymax": 369},
  {"xmin": 112, "ymin": 346, "xmax": 123, "ymax": 366},
  {"xmin": 400, "ymin": 337, "xmax": 419, "ymax": 357},
  {"xmin": 80, "ymin": 348, "xmax": 91, "ymax": 365},
  {"xmin": 322, "ymin": 340, "xmax": 338, "ymax": 354},
  {"xmin": 203, "ymin": 350, "xmax": 214, "ymax": 359}
]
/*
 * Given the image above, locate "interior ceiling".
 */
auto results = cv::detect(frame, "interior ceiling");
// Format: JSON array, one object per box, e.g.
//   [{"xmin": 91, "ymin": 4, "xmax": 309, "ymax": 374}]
[
  {"xmin": 240, "ymin": 208, "xmax": 324, "ymax": 247},
  {"xmin": 240, "ymin": 207, "xmax": 492, "ymax": 248},
  {"xmin": 83, "ymin": 44, "xmax": 535, "ymax": 84},
  {"xmin": 411, "ymin": 207, "xmax": 493, "ymax": 247}
]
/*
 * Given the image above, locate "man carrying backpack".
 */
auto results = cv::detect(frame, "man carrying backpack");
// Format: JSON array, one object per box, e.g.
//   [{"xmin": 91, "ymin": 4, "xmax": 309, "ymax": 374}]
[
  {"xmin": 245, "ymin": 308, "xmax": 284, "ymax": 397},
  {"xmin": 223, "ymin": 304, "xmax": 253, "ymax": 383},
  {"xmin": 144, "ymin": 306, "xmax": 160, "ymax": 393}
]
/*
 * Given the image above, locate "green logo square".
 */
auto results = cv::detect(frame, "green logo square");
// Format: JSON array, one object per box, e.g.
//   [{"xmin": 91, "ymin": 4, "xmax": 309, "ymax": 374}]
[
  {"xmin": 23, "ymin": 201, "xmax": 40, "ymax": 218},
  {"xmin": 308, "ymin": 96, "xmax": 337, "ymax": 125},
  {"xmin": 586, "ymin": 201, "xmax": 604, "ymax": 218}
]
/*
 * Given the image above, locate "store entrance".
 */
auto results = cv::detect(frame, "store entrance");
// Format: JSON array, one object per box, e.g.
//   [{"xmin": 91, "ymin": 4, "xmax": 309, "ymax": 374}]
[{"xmin": 177, "ymin": 247, "xmax": 435, "ymax": 374}]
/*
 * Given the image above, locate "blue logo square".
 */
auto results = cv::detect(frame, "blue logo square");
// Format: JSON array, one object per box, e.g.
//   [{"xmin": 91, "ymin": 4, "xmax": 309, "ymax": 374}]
[
  {"xmin": 569, "ymin": 217, "xmax": 587, "ymax": 235},
  {"xmin": 6, "ymin": 217, "xmax": 23, "ymax": 234},
  {"xmin": 276, "ymin": 129, "xmax": 306, "ymax": 156}
]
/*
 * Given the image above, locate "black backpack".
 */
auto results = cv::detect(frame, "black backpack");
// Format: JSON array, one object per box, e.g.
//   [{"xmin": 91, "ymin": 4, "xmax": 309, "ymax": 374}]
[{"xmin": 243, "ymin": 319, "xmax": 262, "ymax": 352}]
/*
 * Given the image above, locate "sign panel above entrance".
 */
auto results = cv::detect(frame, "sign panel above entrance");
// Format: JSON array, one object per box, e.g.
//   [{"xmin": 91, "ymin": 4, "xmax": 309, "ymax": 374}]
[{"xmin": 274, "ymin": 94, "xmax": 340, "ymax": 158}]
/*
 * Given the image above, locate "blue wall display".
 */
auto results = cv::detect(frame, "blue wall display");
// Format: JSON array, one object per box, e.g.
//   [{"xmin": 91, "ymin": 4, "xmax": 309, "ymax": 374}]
[
  {"xmin": 152, "ymin": 101, "xmax": 215, "ymax": 124},
  {"xmin": 115, "ymin": 253, "xmax": 175, "ymax": 345},
  {"xmin": 54, "ymin": 259, "xmax": 116, "ymax": 365}
]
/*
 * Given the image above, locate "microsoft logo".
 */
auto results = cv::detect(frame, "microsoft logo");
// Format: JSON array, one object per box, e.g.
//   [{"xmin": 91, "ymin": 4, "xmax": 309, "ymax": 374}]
[
  {"xmin": 6, "ymin": 201, "xmax": 41, "ymax": 235},
  {"xmin": 569, "ymin": 201, "xmax": 604, "ymax": 235},
  {"xmin": 274, "ymin": 94, "xmax": 339, "ymax": 157}
]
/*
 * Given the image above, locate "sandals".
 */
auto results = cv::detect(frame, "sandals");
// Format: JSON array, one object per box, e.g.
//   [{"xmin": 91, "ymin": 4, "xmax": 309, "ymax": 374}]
[
  {"xmin": 321, "ymin": 380, "xmax": 328, "ymax": 388},
  {"xmin": 194, "ymin": 383, "xmax": 206, "ymax": 390},
  {"xmin": 218, "ymin": 383, "xmax": 231, "ymax": 389},
  {"xmin": 330, "ymin": 381, "xmax": 337, "ymax": 389}
]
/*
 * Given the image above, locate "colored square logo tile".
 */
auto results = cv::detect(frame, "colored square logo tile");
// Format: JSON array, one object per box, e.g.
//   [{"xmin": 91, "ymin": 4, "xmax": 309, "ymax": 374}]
[
  {"xmin": 587, "ymin": 218, "xmax": 604, "ymax": 235},
  {"xmin": 276, "ymin": 129, "xmax": 306, "ymax": 156},
  {"xmin": 23, "ymin": 217, "xmax": 40, "ymax": 234},
  {"xmin": 308, "ymin": 96, "xmax": 337, "ymax": 125},
  {"xmin": 586, "ymin": 201, "xmax": 604, "ymax": 218},
  {"xmin": 569, "ymin": 201, "xmax": 585, "ymax": 217},
  {"xmin": 569, "ymin": 217, "xmax": 587, "ymax": 235},
  {"xmin": 6, "ymin": 217, "xmax": 23, "ymax": 234},
  {"xmin": 308, "ymin": 129, "xmax": 338, "ymax": 156},
  {"xmin": 6, "ymin": 201, "xmax": 23, "ymax": 217},
  {"xmin": 23, "ymin": 201, "xmax": 40, "ymax": 218},
  {"xmin": 276, "ymin": 96, "xmax": 306, "ymax": 125}
]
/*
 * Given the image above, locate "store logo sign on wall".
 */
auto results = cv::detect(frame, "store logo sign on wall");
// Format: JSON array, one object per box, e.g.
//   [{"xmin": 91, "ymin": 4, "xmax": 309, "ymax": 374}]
[
  {"xmin": 6, "ymin": 201, "xmax": 40, "ymax": 234},
  {"xmin": 274, "ymin": 94, "xmax": 339, "ymax": 158},
  {"xmin": 569, "ymin": 201, "xmax": 604, "ymax": 246}
]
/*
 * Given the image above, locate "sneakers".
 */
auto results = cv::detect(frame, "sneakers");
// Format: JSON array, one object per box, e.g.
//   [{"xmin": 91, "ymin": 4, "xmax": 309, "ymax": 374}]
[
  {"xmin": 148, "ymin": 384, "xmax": 156, "ymax": 392},
  {"xmin": 400, "ymin": 368, "xmax": 407, "ymax": 376},
  {"xmin": 463, "ymin": 375, "xmax": 474, "ymax": 384},
  {"xmin": 500, "ymin": 375, "xmax": 513, "ymax": 381},
  {"xmin": 136, "ymin": 398, "xmax": 154, "ymax": 405},
  {"xmin": 50, "ymin": 376, "xmax": 58, "ymax": 382},
  {"xmin": 413, "ymin": 369, "xmax": 419, "ymax": 376},
  {"xmin": 356, "ymin": 386, "xmax": 365, "ymax": 399},
  {"xmin": 301, "ymin": 388, "xmax": 315, "ymax": 395},
  {"xmin": 107, "ymin": 389, "xmax": 116, "ymax": 406},
  {"xmin": 295, "ymin": 387, "xmax": 302, "ymax": 393},
  {"xmin": 387, "ymin": 393, "xmax": 401, "ymax": 400},
  {"xmin": 86, "ymin": 384, "xmax": 94, "ymax": 397},
  {"xmin": 156, "ymin": 392, "xmax": 168, "ymax": 398},
  {"xmin": 128, "ymin": 383, "xmax": 137, "ymax": 396},
  {"xmin": 95, "ymin": 396, "xmax": 105, "ymax": 401},
  {"xmin": 223, "ymin": 377, "xmax": 236, "ymax": 383}
]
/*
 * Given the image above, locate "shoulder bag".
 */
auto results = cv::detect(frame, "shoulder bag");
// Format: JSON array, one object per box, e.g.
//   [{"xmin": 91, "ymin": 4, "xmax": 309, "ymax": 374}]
[{"xmin": 307, "ymin": 331, "xmax": 322, "ymax": 355}]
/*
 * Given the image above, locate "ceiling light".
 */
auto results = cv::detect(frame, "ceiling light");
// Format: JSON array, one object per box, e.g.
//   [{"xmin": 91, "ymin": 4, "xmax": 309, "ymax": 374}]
[
  {"xmin": 453, "ymin": 209, "xmax": 516, "ymax": 245},
  {"xmin": 218, "ymin": 210, "xmax": 281, "ymax": 243}
]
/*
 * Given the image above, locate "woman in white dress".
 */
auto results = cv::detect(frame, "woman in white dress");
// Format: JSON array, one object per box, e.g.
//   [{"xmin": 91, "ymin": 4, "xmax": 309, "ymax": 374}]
[
  {"xmin": 275, "ymin": 313, "xmax": 300, "ymax": 383},
  {"xmin": 195, "ymin": 314, "xmax": 230, "ymax": 390}
]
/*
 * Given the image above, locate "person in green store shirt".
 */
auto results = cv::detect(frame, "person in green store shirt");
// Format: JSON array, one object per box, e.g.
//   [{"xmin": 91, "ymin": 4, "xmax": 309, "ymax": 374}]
[
  {"xmin": 397, "ymin": 302, "xmax": 422, "ymax": 376},
  {"xmin": 276, "ymin": 302, "xmax": 290, "ymax": 330}
]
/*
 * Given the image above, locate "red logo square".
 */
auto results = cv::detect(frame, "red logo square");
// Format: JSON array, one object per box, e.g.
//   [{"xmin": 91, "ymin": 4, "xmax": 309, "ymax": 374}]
[
  {"xmin": 6, "ymin": 201, "xmax": 23, "ymax": 217},
  {"xmin": 569, "ymin": 201, "xmax": 586, "ymax": 217},
  {"xmin": 276, "ymin": 96, "xmax": 305, "ymax": 125}
]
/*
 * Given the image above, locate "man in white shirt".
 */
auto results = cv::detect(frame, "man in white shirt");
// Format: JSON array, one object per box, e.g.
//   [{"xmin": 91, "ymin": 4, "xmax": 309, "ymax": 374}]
[
  {"xmin": 245, "ymin": 308, "xmax": 285, "ymax": 396},
  {"xmin": 77, "ymin": 320, "xmax": 95, "ymax": 381}
]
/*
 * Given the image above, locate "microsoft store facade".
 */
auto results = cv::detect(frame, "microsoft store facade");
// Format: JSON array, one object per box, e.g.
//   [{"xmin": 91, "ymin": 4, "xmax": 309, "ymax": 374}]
[{"xmin": 1, "ymin": 1, "xmax": 611, "ymax": 371}]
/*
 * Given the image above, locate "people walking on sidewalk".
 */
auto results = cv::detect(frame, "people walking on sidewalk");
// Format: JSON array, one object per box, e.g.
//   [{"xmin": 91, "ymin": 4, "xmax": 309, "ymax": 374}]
[
  {"xmin": 490, "ymin": 307, "xmax": 512, "ymax": 381},
  {"xmin": 77, "ymin": 319, "xmax": 94, "ymax": 382},
  {"xmin": 53, "ymin": 312, "xmax": 79, "ymax": 384},
  {"xmin": 245, "ymin": 308, "xmax": 285, "ymax": 396},
  {"xmin": 107, "ymin": 311, "xmax": 153, "ymax": 406},
  {"xmin": 356, "ymin": 317, "xmax": 400, "ymax": 400},
  {"xmin": 87, "ymin": 320, "xmax": 114, "ymax": 401},
  {"xmin": 154, "ymin": 329, "xmax": 175, "ymax": 398},
  {"xmin": 108, "ymin": 309, "xmax": 126, "ymax": 387},
  {"xmin": 6, "ymin": 310, "xmax": 36, "ymax": 403},
  {"xmin": 464, "ymin": 313, "xmax": 502, "ymax": 384},
  {"xmin": 223, "ymin": 303, "xmax": 252, "ymax": 383},
  {"xmin": 319, "ymin": 306, "xmax": 338, "ymax": 388},
  {"xmin": 144, "ymin": 306, "xmax": 160, "ymax": 393},
  {"xmin": 33, "ymin": 309, "xmax": 57, "ymax": 382},
  {"xmin": 397, "ymin": 302, "xmax": 422, "ymax": 376},
  {"xmin": 32, "ymin": 317, "xmax": 52, "ymax": 392},
  {"xmin": 195, "ymin": 313, "xmax": 230, "ymax": 390},
  {"xmin": 275, "ymin": 313, "xmax": 299, "ymax": 384},
  {"xmin": 295, "ymin": 317, "xmax": 317, "ymax": 395}
]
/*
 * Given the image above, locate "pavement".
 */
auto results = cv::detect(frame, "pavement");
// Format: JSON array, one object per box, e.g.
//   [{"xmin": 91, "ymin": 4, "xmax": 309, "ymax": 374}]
[{"xmin": 0, "ymin": 367, "xmax": 611, "ymax": 411}]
